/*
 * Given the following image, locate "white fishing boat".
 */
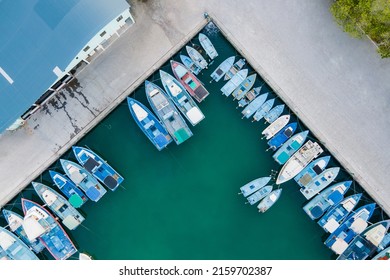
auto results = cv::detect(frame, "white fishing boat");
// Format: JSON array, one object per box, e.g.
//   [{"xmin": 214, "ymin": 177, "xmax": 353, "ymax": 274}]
[
  {"xmin": 257, "ymin": 189, "xmax": 283, "ymax": 213},
  {"xmin": 159, "ymin": 70, "xmax": 205, "ymax": 126},
  {"xmin": 224, "ymin": 58, "xmax": 246, "ymax": 80},
  {"xmin": 221, "ymin": 69, "xmax": 248, "ymax": 97},
  {"xmin": 241, "ymin": 94, "xmax": 269, "ymax": 119},
  {"xmin": 276, "ymin": 140, "xmax": 324, "ymax": 184},
  {"xmin": 239, "ymin": 177, "xmax": 271, "ymax": 197},
  {"xmin": 210, "ymin": 56, "xmax": 234, "ymax": 82},
  {"xmin": 32, "ymin": 182, "xmax": 85, "ymax": 230},
  {"xmin": 237, "ymin": 86, "xmax": 263, "ymax": 108},
  {"xmin": 252, "ymin": 98, "xmax": 275, "ymax": 122},
  {"xmin": 232, "ymin": 74, "xmax": 257, "ymax": 100},
  {"xmin": 199, "ymin": 33, "xmax": 218, "ymax": 59},
  {"xmin": 180, "ymin": 54, "xmax": 201, "ymax": 75},
  {"xmin": 186, "ymin": 46, "xmax": 208, "ymax": 69},
  {"xmin": 246, "ymin": 185, "xmax": 273, "ymax": 205},
  {"xmin": 261, "ymin": 115, "xmax": 290, "ymax": 140}
]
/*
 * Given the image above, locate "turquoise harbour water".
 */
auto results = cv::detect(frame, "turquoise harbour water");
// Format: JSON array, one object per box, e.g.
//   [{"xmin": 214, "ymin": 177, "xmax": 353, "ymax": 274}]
[{"xmin": 2, "ymin": 23, "xmax": 387, "ymax": 260}]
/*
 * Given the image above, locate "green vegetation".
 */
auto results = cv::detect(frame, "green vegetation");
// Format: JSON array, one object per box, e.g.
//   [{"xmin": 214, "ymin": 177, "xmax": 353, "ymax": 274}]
[{"xmin": 330, "ymin": 0, "xmax": 390, "ymax": 58}]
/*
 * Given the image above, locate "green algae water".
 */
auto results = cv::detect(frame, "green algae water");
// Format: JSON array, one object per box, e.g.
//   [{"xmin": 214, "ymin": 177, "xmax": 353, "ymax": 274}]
[{"xmin": 3, "ymin": 22, "xmax": 384, "ymax": 260}]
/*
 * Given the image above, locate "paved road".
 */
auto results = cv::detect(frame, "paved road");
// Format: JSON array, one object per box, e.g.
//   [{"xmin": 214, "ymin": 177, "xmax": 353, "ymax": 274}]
[{"xmin": 1, "ymin": 0, "xmax": 389, "ymax": 215}]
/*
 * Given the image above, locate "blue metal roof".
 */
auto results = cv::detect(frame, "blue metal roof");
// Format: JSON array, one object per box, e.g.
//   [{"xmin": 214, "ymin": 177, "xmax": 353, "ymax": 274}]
[{"xmin": 0, "ymin": 0, "xmax": 129, "ymax": 131}]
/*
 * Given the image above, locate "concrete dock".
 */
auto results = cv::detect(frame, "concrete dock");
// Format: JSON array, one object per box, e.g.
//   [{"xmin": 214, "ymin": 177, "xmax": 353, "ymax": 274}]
[{"xmin": 0, "ymin": 0, "xmax": 389, "ymax": 215}]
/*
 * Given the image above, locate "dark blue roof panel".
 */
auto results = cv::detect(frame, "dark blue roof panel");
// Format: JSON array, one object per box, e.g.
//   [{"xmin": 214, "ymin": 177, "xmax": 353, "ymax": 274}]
[{"xmin": 0, "ymin": 0, "xmax": 129, "ymax": 131}]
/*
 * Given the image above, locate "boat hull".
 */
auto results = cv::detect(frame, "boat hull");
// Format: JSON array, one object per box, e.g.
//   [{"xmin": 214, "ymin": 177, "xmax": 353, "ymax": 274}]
[
  {"xmin": 159, "ymin": 70, "xmax": 205, "ymax": 126},
  {"xmin": 210, "ymin": 56, "xmax": 234, "ymax": 82},
  {"xmin": 145, "ymin": 81, "xmax": 193, "ymax": 145},
  {"xmin": 73, "ymin": 146, "xmax": 124, "ymax": 191},
  {"xmin": 127, "ymin": 97, "xmax": 172, "ymax": 151},
  {"xmin": 302, "ymin": 181, "xmax": 352, "ymax": 220},
  {"xmin": 21, "ymin": 199, "xmax": 77, "ymax": 260},
  {"xmin": 171, "ymin": 60, "xmax": 210, "ymax": 102}
]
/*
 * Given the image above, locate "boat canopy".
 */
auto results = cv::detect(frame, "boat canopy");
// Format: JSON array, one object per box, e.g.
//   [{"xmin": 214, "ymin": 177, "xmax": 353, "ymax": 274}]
[
  {"xmin": 331, "ymin": 239, "xmax": 349, "ymax": 255},
  {"xmin": 324, "ymin": 218, "xmax": 340, "ymax": 233},
  {"xmin": 174, "ymin": 128, "xmax": 191, "ymax": 144},
  {"xmin": 350, "ymin": 218, "xmax": 368, "ymax": 234},
  {"xmin": 69, "ymin": 166, "xmax": 85, "ymax": 184},
  {"xmin": 0, "ymin": 231, "xmax": 15, "ymax": 250},
  {"xmin": 23, "ymin": 215, "xmax": 47, "ymax": 241},
  {"xmin": 63, "ymin": 216, "xmax": 81, "ymax": 231},
  {"xmin": 270, "ymin": 193, "xmax": 278, "ymax": 202},
  {"xmin": 133, "ymin": 103, "xmax": 148, "ymax": 121},
  {"xmin": 168, "ymin": 81, "xmax": 182, "ymax": 97},
  {"xmin": 42, "ymin": 190, "xmax": 58, "ymax": 206},
  {"xmin": 343, "ymin": 200, "xmax": 356, "ymax": 212},
  {"xmin": 83, "ymin": 157, "xmax": 100, "ymax": 173},
  {"xmin": 365, "ymin": 225, "xmax": 387, "ymax": 246},
  {"xmin": 175, "ymin": 64, "xmax": 187, "ymax": 79},
  {"xmin": 186, "ymin": 107, "xmax": 204, "ymax": 124},
  {"xmin": 310, "ymin": 206, "xmax": 324, "ymax": 219},
  {"xmin": 69, "ymin": 194, "xmax": 84, "ymax": 208},
  {"xmin": 6, "ymin": 213, "xmax": 23, "ymax": 232},
  {"xmin": 328, "ymin": 190, "xmax": 343, "ymax": 205}
]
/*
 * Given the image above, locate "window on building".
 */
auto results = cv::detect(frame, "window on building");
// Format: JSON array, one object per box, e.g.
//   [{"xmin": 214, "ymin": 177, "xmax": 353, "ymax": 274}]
[
  {"xmin": 100, "ymin": 31, "xmax": 107, "ymax": 37},
  {"xmin": 83, "ymin": 46, "xmax": 90, "ymax": 52},
  {"xmin": 116, "ymin": 15, "xmax": 123, "ymax": 22}
]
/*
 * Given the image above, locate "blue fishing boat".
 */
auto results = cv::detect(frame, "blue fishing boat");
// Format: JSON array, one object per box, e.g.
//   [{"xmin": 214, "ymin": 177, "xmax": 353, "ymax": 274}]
[
  {"xmin": 337, "ymin": 220, "xmax": 390, "ymax": 260},
  {"xmin": 32, "ymin": 182, "xmax": 85, "ymax": 230},
  {"xmin": 257, "ymin": 189, "xmax": 282, "ymax": 213},
  {"xmin": 300, "ymin": 167, "xmax": 340, "ymax": 200},
  {"xmin": 145, "ymin": 80, "xmax": 193, "ymax": 145},
  {"xmin": 252, "ymin": 98, "xmax": 275, "ymax": 122},
  {"xmin": 224, "ymin": 58, "xmax": 246, "ymax": 81},
  {"xmin": 159, "ymin": 70, "xmax": 205, "ymax": 126},
  {"xmin": 232, "ymin": 74, "xmax": 257, "ymax": 100},
  {"xmin": 272, "ymin": 130, "xmax": 309, "ymax": 165},
  {"xmin": 60, "ymin": 159, "xmax": 107, "ymax": 202},
  {"xmin": 264, "ymin": 105, "xmax": 285, "ymax": 124},
  {"xmin": 180, "ymin": 54, "xmax": 201, "ymax": 75},
  {"xmin": 261, "ymin": 115, "xmax": 290, "ymax": 140},
  {"xmin": 239, "ymin": 176, "xmax": 271, "ymax": 197},
  {"xmin": 318, "ymin": 193, "xmax": 362, "ymax": 233},
  {"xmin": 325, "ymin": 203, "xmax": 376, "ymax": 255},
  {"xmin": 199, "ymin": 33, "xmax": 218, "ymax": 59},
  {"xmin": 49, "ymin": 170, "xmax": 88, "ymax": 208},
  {"xmin": 303, "ymin": 181, "xmax": 352, "ymax": 220},
  {"xmin": 2, "ymin": 209, "xmax": 45, "ymax": 254},
  {"xmin": 372, "ymin": 246, "xmax": 390, "ymax": 260},
  {"xmin": 241, "ymin": 93, "xmax": 269, "ymax": 119},
  {"xmin": 127, "ymin": 97, "xmax": 172, "ymax": 151},
  {"xmin": 246, "ymin": 185, "xmax": 273, "ymax": 206},
  {"xmin": 237, "ymin": 86, "xmax": 263, "ymax": 108},
  {"xmin": 21, "ymin": 198, "xmax": 78, "ymax": 260},
  {"xmin": 294, "ymin": 156, "xmax": 331, "ymax": 188},
  {"xmin": 72, "ymin": 146, "xmax": 124, "ymax": 191},
  {"xmin": 267, "ymin": 122, "xmax": 297, "ymax": 151},
  {"xmin": 0, "ymin": 226, "xmax": 39, "ymax": 260},
  {"xmin": 221, "ymin": 69, "xmax": 248, "ymax": 97},
  {"xmin": 186, "ymin": 46, "xmax": 208, "ymax": 69},
  {"xmin": 210, "ymin": 56, "xmax": 234, "ymax": 82}
]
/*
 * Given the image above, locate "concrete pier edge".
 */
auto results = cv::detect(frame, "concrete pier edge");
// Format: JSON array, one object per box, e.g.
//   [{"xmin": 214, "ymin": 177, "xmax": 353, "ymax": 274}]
[
  {"xmin": 0, "ymin": 17, "xmax": 208, "ymax": 208},
  {"xmin": 209, "ymin": 13, "xmax": 387, "ymax": 216}
]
